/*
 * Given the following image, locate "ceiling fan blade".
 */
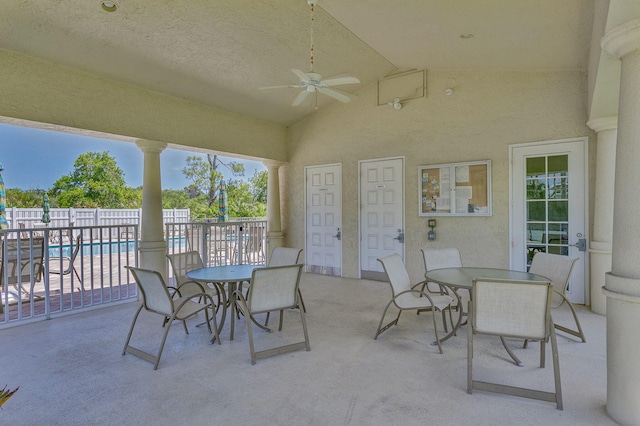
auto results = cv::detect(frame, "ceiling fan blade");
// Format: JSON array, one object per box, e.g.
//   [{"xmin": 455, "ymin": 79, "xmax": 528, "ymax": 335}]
[
  {"xmin": 320, "ymin": 76, "xmax": 360, "ymax": 87},
  {"xmin": 318, "ymin": 87, "xmax": 357, "ymax": 103},
  {"xmin": 259, "ymin": 84, "xmax": 301, "ymax": 90},
  {"xmin": 291, "ymin": 69, "xmax": 310, "ymax": 82},
  {"xmin": 292, "ymin": 89, "xmax": 312, "ymax": 106}
]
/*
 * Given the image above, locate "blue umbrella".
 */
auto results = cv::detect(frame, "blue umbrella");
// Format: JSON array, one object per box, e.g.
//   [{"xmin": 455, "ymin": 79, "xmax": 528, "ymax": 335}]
[
  {"xmin": 41, "ymin": 193, "xmax": 51, "ymax": 225},
  {"xmin": 218, "ymin": 180, "xmax": 228, "ymax": 222},
  {"xmin": 0, "ymin": 163, "xmax": 8, "ymax": 229}
]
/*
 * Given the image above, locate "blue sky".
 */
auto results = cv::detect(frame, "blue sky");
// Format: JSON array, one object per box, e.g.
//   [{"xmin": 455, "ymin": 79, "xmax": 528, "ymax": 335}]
[{"xmin": 0, "ymin": 123, "xmax": 266, "ymax": 190}]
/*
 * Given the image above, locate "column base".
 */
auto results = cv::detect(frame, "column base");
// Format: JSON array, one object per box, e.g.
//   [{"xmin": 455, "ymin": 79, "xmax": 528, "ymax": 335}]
[{"xmin": 604, "ymin": 272, "xmax": 640, "ymax": 425}]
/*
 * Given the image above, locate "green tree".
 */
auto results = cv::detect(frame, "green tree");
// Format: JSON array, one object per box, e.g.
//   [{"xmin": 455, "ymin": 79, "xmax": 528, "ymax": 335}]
[
  {"xmin": 227, "ymin": 179, "xmax": 266, "ymax": 218},
  {"xmin": 6, "ymin": 188, "xmax": 45, "ymax": 208},
  {"xmin": 182, "ymin": 154, "xmax": 244, "ymax": 207},
  {"xmin": 249, "ymin": 170, "xmax": 267, "ymax": 204},
  {"xmin": 49, "ymin": 151, "xmax": 138, "ymax": 208}
]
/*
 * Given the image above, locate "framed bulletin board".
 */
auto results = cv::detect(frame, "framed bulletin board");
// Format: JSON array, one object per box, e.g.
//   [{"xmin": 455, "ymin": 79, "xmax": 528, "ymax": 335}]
[{"xmin": 419, "ymin": 160, "xmax": 491, "ymax": 216}]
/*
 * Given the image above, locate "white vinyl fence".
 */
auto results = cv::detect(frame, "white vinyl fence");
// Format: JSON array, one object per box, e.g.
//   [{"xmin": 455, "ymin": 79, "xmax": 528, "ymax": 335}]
[{"xmin": 5, "ymin": 207, "xmax": 190, "ymax": 229}]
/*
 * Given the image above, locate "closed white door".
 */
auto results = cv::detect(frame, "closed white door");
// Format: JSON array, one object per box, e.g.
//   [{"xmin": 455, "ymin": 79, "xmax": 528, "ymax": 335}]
[
  {"xmin": 305, "ymin": 164, "xmax": 342, "ymax": 276},
  {"xmin": 510, "ymin": 138, "xmax": 588, "ymax": 304},
  {"xmin": 359, "ymin": 157, "xmax": 404, "ymax": 280}
]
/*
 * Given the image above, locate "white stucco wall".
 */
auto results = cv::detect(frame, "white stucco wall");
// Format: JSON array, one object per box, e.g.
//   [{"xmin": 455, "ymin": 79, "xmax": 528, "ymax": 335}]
[{"xmin": 285, "ymin": 70, "xmax": 595, "ymax": 283}]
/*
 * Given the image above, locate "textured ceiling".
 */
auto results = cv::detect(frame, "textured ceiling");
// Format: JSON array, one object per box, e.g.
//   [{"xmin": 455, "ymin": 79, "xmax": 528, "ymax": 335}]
[{"xmin": 0, "ymin": 0, "xmax": 597, "ymax": 127}]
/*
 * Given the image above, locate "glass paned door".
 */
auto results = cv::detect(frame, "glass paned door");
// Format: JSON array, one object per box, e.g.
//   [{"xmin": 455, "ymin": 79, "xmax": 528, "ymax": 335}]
[
  {"xmin": 526, "ymin": 155, "xmax": 569, "ymax": 267},
  {"xmin": 510, "ymin": 138, "xmax": 587, "ymax": 304}
]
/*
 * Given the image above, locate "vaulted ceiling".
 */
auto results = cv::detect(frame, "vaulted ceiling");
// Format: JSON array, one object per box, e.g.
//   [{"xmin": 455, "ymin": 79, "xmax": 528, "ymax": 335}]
[{"xmin": 0, "ymin": 0, "xmax": 632, "ymax": 128}]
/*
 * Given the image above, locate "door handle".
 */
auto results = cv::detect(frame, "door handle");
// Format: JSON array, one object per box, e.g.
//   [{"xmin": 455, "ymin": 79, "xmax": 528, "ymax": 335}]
[
  {"xmin": 393, "ymin": 229, "xmax": 405, "ymax": 244},
  {"xmin": 570, "ymin": 233, "xmax": 587, "ymax": 252},
  {"xmin": 334, "ymin": 227, "xmax": 341, "ymax": 241}
]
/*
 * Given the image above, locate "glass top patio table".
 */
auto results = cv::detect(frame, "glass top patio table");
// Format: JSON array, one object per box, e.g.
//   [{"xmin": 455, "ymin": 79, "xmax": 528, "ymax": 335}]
[
  {"xmin": 424, "ymin": 267, "xmax": 549, "ymax": 290},
  {"xmin": 186, "ymin": 264, "xmax": 265, "ymax": 339},
  {"xmin": 423, "ymin": 267, "xmax": 550, "ymax": 346}
]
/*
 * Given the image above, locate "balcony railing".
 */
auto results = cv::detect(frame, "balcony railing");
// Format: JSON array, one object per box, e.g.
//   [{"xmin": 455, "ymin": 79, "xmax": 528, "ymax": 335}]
[
  {"xmin": 165, "ymin": 220, "xmax": 267, "ymax": 271},
  {"xmin": 0, "ymin": 224, "xmax": 139, "ymax": 328},
  {"xmin": 1, "ymin": 220, "xmax": 267, "ymax": 328}
]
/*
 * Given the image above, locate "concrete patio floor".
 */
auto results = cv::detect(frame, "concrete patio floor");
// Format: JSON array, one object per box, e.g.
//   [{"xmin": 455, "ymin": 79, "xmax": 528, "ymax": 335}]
[{"xmin": 0, "ymin": 273, "xmax": 613, "ymax": 425}]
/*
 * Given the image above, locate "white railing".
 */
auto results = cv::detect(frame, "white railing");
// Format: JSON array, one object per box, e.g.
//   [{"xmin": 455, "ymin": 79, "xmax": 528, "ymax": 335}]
[
  {"xmin": 0, "ymin": 224, "xmax": 140, "ymax": 328},
  {"xmin": 5, "ymin": 207, "xmax": 190, "ymax": 229},
  {"xmin": 165, "ymin": 220, "xmax": 267, "ymax": 277}
]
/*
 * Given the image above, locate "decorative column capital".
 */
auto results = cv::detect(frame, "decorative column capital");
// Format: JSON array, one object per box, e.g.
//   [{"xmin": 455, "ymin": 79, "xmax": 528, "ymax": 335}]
[
  {"xmin": 587, "ymin": 116, "xmax": 618, "ymax": 133},
  {"xmin": 135, "ymin": 139, "xmax": 167, "ymax": 154},
  {"xmin": 262, "ymin": 159, "xmax": 283, "ymax": 170},
  {"xmin": 602, "ymin": 19, "xmax": 640, "ymax": 60}
]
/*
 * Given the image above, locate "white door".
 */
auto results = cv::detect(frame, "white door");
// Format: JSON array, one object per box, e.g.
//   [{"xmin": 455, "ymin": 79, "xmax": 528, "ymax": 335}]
[
  {"xmin": 305, "ymin": 164, "xmax": 342, "ymax": 276},
  {"xmin": 359, "ymin": 157, "xmax": 404, "ymax": 280},
  {"xmin": 510, "ymin": 138, "xmax": 588, "ymax": 304}
]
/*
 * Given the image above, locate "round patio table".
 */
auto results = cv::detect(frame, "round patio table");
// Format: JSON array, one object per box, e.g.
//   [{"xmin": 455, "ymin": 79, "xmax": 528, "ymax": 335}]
[
  {"xmin": 186, "ymin": 264, "xmax": 265, "ymax": 340},
  {"xmin": 424, "ymin": 267, "xmax": 550, "ymax": 346}
]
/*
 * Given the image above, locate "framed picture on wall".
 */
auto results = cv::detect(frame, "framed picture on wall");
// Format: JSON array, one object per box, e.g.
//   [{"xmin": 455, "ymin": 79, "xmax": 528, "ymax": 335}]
[{"xmin": 419, "ymin": 160, "xmax": 491, "ymax": 216}]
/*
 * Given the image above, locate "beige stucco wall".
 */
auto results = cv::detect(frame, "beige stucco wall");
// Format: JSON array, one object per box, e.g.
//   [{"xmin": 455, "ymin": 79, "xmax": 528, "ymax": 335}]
[
  {"xmin": 0, "ymin": 49, "xmax": 287, "ymax": 161},
  {"xmin": 285, "ymin": 70, "xmax": 596, "ymax": 284}
]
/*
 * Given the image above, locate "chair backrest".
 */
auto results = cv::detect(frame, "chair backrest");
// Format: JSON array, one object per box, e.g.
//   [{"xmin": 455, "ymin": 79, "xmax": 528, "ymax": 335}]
[
  {"xmin": 377, "ymin": 253, "xmax": 412, "ymax": 296},
  {"xmin": 268, "ymin": 247, "xmax": 303, "ymax": 267},
  {"xmin": 69, "ymin": 234, "xmax": 82, "ymax": 260},
  {"xmin": 247, "ymin": 264, "xmax": 303, "ymax": 313},
  {"xmin": 529, "ymin": 252, "xmax": 578, "ymax": 297},
  {"xmin": 472, "ymin": 277, "xmax": 552, "ymax": 340},
  {"xmin": 421, "ymin": 247, "xmax": 462, "ymax": 292},
  {"xmin": 128, "ymin": 267, "xmax": 174, "ymax": 316},
  {"xmin": 166, "ymin": 251, "xmax": 205, "ymax": 287},
  {"xmin": 0, "ymin": 237, "xmax": 44, "ymax": 285}
]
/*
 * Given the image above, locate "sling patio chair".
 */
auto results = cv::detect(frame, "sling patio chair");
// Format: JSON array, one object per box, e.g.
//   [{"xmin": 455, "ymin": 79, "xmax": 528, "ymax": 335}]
[
  {"xmin": 0, "ymin": 236, "xmax": 45, "ymax": 312},
  {"xmin": 232, "ymin": 264, "xmax": 310, "ymax": 364},
  {"xmin": 166, "ymin": 251, "xmax": 226, "ymax": 331},
  {"xmin": 524, "ymin": 252, "xmax": 584, "ymax": 346},
  {"xmin": 420, "ymin": 247, "xmax": 463, "ymax": 324},
  {"xmin": 467, "ymin": 277, "xmax": 562, "ymax": 409},
  {"xmin": 376, "ymin": 253, "xmax": 458, "ymax": 354},
  {"xmin": 262, "ymin": 247, "xmax": 304, "ymax": 326},
  {"xmin": 123, "ymin": 267, "xmax": 220, "ymax": 370},
  {"xmin": 49, "ymin": 234, "xmax": 84, "ymax": 293}
]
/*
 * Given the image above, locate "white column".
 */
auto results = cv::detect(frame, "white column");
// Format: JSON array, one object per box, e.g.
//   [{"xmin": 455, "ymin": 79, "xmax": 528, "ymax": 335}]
[
  {"xmin": 135, "ymin": 140, "xmax": 168, "ymax": 279},
  {"xmin": 601, "ymin": 19, "xmax": 640, "ymax": 426},
  {"xmin": 586, "ymin": 116, "xmax": 617, "ymax": 315},
  {"xmin": 263, "ymin": 160, "xmax": 284, "ymax": 259}
]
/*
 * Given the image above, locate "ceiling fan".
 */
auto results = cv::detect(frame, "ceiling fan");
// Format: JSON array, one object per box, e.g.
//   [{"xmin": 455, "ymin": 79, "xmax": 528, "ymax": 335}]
[{"xmin": 259, "ymin": 0, "xmax": 360, "ymax": 107}]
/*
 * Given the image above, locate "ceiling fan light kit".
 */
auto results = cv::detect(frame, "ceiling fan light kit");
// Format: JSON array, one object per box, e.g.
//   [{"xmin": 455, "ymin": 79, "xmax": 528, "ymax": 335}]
[{"xmin": 259, "ymin": 0, "xmax": 360, "ymax": 107}]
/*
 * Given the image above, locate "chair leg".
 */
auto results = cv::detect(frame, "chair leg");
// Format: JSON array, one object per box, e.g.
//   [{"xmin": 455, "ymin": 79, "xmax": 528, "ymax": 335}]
[
  {"xmin": 374, "ymin": 301, "xmax": 399, "ymax": 339},
  {"xmin": 467, "ymin": 304, "xmax": 474, "ymax": 394},
  {"xmin": 122, "ymin": 304, "xmax": 144, "ymax": 355},
  {"xmin": 550, "ymin": 322, "xmax": 563, "ymax": 410},
  {"xmin": 431, "ymin": 310, "xmax": 443, "ymax": 354},
  {"xmin": 554, "ymin": 297, "xmax": 586, "ymax": 342},
  {"xmin": 499, "ymin": 337, "xmax": 523, "ymax": 366},
  {"xmin": 153, "ymin": 316, "xmax": 175, "ymax": 370}
]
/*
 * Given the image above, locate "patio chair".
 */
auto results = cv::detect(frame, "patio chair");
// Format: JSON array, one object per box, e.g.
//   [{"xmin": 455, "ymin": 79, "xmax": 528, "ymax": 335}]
[
  {"xmin": 420, "ymin": 247, "xmax": 463, "ymax": 322},
  {"xmin": 49, "ymin": 234, "xmax": 84, "ymax": 293},
  {"xmin": 166, "ymin": 251, "xmax": 226, "ymax": 320},
  {"xmin": 123, "ymin": 267, "xmax": 220, "ymax": 370},
  {"xmin": 232, "ymin": 264, "xmax": 309, "ymax": 364},
  {"xmin": 525, "ymin": 252, "xmax": 584, "ymax": 345},
  {"xmin": 0, "ymin": 237, "xmax": 45, "ymax": 312},
  {"xmin": 467, "ymin": 277, "xmax": 562, "ymax": 410},
  {"xmin": 376, "ymin": 253, "xmax": 458, "ymax": 354},
  {"xmin": 264, "ymin": 247, "xmax": 304, "ymax": 325},
  {"xmin": 244, "ymin": 225, "xmax": 265, "ymax": 264}
]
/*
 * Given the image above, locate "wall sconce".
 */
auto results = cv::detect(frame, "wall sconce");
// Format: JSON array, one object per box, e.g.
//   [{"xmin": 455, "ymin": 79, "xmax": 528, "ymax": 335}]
[
  {"xmin": 428, "ymin": 219, "xmax": 436, "ymax": 240},
  {"xmin": 388, "ymin": 97, "xmax": 403, "ymax": 110}
]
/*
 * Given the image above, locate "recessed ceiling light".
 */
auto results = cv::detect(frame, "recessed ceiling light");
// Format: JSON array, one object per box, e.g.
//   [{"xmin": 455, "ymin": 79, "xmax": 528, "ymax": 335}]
[
  {"xmin": 460, "ymin": 33, "xmax": 475, "ymax": 39},
  {"xmin": 101, "ymin": 1, "xmax": 118, "ymax": 12}
]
